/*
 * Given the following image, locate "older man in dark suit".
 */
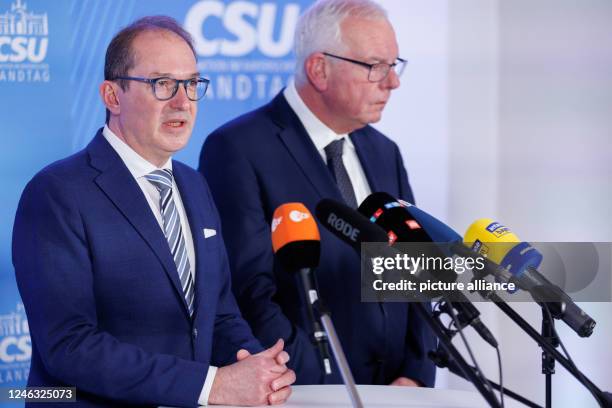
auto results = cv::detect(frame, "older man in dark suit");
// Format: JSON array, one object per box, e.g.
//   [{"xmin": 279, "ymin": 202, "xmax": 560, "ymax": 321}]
[{"xmin": 200, "ymin": 0, "xmax": 436, "ymax": 387}]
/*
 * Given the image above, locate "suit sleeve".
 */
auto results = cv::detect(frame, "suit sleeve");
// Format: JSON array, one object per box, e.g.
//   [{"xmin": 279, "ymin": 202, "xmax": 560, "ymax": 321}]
[
  {"xmin": 12, "ymin": 172, "xmax": 207, "ymax": 407},
  {"xmin": 393, "ymin": 143, "xmax": 437, "ymax": 387},
  {"xmin": 200, "ymin": 132, "xmax": 326, "ymax": 384}
]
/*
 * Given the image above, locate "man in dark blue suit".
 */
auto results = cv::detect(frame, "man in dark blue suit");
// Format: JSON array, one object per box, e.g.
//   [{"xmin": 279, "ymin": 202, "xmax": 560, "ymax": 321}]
[
  {"xmin": 12, "ymin": 16, "xmax": 294, "ymax": 407},
  {"xmin": 200, "ymin": 0, "xmax": 436, "ymax": 387}
]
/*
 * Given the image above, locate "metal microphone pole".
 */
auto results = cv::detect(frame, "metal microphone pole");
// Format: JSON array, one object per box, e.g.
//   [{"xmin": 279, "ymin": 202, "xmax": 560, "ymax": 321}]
[
  {"xmin": 311, "ymin": 298, "xmax": 364, "ymax": 408},
  {"xmin": 299, "ymin": 269, "xmax": 332, "ymax": 375}
]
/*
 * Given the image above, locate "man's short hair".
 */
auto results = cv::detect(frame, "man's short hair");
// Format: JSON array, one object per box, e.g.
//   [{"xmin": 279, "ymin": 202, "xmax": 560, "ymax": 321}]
[
  {"xmin": 293, "ymin": 0, "xmax": 388, "ymax": 85},
  {"xmin": 103, "ymin": 16, "xmax": 196, "ymax": 123}
]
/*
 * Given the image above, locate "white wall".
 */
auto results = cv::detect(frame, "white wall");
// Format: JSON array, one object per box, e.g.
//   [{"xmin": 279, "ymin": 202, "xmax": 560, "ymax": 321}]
[
  {"xmin": 376, "ymin": 1, "xmax": 612, "ymax": 406},
  {"xmin": 375, "ymin": 0, "xmax": 450, "ymax": 220}
]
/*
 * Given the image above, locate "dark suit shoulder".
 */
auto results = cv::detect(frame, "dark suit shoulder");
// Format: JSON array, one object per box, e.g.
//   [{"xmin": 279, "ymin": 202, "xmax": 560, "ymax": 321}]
[
  {"xmin": 39, "ymin": 148, "xmax": 90, "ymax": 177},
  {"xmin": 173, "ymin": 160, "xmax": 204, "ymax": 179},
  {"xmin": 208, "ymin": 101, "xmax": 279, "ymax": 144},
  {"xmin": 25, "ymin": 148, "xmax": 94, "ymax": 194},
  {"xmin": 358, "ymin": 125, "xmax": 401, "ymax": 151},
  {"xmin": 173, "ymin": 159, "xmax": 220, "ymax": 213}
]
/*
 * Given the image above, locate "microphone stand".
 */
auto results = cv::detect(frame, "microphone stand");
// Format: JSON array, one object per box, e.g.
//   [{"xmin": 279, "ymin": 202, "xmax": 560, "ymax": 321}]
[
  {"xmin": 541, "ymin": 308, "xmax": 558, "ymax": 408},
  {"xmin": 488, "ymin": 294, "xmax": 611, "ymax": 407},
  {"xmin": 310, "ymin": 297, "xmax": 364, "ymax": 408},
  {"xmin": 452, "ymin": 245, "xmax": 611, "ymax": 406},
  {"xmin": 411, "ymin": 302, "xmax": 502, "ymax": 407},
  {"xmin": 429, "ymin": 346, "xmax": 542, "ymax": 408},
  {"xmin": 298, "ymin": 269, "xmax": 333, "ymax": 376},
  {"xmin": 364, "ymin": 247, "xmax": 501, "ymax": 406}
]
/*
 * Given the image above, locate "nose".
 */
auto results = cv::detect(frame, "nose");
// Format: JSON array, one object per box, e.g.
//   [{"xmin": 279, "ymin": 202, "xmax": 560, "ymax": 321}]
[
  {"xmin": 382, "ymin": 68, "xmax": 400, "ymax": 90},
  {"xmin": 169, "ymin": 82, "xmax": 191, "ymax": 110}
]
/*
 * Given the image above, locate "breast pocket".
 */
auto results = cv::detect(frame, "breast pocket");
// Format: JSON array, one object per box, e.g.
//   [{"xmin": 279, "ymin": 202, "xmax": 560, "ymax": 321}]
[{"xmin": 201, "ymin": 227, "xmax": 221, "ymax": 252}]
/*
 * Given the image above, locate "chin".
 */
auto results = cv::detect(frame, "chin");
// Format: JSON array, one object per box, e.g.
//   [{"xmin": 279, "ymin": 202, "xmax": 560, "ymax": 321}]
[
  {"xmin": 161, "ymin": 136, "xmax": 190, "ymax": 152},
  {"xmin": 365, "ymin": 114, "xmax": 383, "ymax": 124}
]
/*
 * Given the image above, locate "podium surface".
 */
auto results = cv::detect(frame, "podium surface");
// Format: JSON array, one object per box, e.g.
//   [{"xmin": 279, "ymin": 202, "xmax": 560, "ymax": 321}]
[{"xmin": 213, "ymin": 384, "xmax": 525, "ymax": 407}]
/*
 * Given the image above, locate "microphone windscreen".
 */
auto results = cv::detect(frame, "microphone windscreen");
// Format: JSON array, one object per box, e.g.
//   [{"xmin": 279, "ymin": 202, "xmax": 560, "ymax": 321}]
[
  {"xmin": 315, "ymin": 199, "xmax": 390, "ymax": 248},
  {"xmin": 358, "ymin": 193, "xmax": 460, "ymax": 283},
  {"xmin": 402, "ymin": 204, "xmax": 462, "ymax": 243},
  {"xmin": 358, "ymin": 192, "xmax": 399, "ymax": 222},
  {"xmin": 358, "ymin": 192, "xmax": 430, "ymax": 244},
  {"xmin": 463, "ymin": 219, "xmax": 542, "ymax": 277},
  {"xmin": 271, "ymin": 203, "xmax": 320, "ymax": 270}
]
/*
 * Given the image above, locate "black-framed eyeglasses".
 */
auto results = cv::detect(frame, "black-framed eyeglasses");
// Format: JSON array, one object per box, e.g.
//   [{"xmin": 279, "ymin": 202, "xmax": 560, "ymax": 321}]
[
  {"xmin": 113, "ymin": 76, "xmax": 210, "ymax": 101},
  {"xmin": 323, "ymin": 52, "xmax": 406, "ymax": 82}
]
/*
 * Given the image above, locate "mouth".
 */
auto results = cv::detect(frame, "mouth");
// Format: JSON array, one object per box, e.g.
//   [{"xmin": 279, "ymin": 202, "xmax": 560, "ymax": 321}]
[
  {"xmin": 162, "ymin": 119, "xmax": 188, "ymax": 129},
  {"xmin": 373, "ymin": 101, "xmax": 387, "ymax": 110}
]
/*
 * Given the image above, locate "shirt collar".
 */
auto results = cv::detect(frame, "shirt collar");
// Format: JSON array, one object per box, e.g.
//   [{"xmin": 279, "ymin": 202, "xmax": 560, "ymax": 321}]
[
  {"xmin": 283, "ymin": 79, "xmax": 354, "ymax": 152},
  {"xmin": 102, "ymin": 124, "xmax": 173, "ymax": 180}
]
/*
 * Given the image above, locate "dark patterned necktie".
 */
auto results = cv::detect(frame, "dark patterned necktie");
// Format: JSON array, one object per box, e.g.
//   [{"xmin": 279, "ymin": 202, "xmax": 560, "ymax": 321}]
[{"xmin": 324, "ymin": 138, "xmax": 358, "ymax": 208}]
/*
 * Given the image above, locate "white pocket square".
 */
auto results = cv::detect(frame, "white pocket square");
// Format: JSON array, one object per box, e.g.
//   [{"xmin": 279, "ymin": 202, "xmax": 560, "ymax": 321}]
[{"xmin": 203, "ymin": 228, "xmax": 217, "ymax": 239}]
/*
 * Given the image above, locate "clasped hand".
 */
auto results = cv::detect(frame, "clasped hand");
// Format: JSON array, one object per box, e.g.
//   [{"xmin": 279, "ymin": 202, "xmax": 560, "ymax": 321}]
[{"xmin": 209, "ymin": 339, "xmax": 296, "ymax": 406}]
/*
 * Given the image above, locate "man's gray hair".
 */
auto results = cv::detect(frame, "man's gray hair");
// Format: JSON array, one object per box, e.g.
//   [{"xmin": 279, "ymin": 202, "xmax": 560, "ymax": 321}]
[{"xmin": 293, "ymin": 0, "xmax": 388, "ymax": 84}]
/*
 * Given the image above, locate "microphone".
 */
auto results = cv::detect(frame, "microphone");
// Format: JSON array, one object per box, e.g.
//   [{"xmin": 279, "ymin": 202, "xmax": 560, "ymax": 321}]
[
  {"xmin": 464, "ymin": 219, "xmax": 596, "ymax": 337},
  {"xmin": 358, "ymin": 192, "xmax": 456, "ymax": 282},
  {"xmin": 357, "ymin": 193, "xmax": 498, "ymax": 348},
  {"xmin": 400, "ymin": 200, "xmax": 463, "ymax": 244},
  {"xmin": 315, "ymin": 197, "xmax": 430, "ymax": 301},
  {"xmin": 271, "ymin": 203, "xmax": 332, "ymax": 374},
  {"xmin": 317, "ymin": 195, "xmax": 455, "ymax": 290},
  {"xmin": 316, "ymin": 199, "xmax": 508, "ymax": 406},
  {"xmin": 390, "ymin": 202, "xmax": 596, "ymax": 338}
]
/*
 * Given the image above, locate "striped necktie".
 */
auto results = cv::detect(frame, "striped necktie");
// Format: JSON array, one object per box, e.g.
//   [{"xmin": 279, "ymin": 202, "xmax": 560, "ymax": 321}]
[{"xmin": 145, "ymin": 169, "xmax": 195, "ymax": 316}]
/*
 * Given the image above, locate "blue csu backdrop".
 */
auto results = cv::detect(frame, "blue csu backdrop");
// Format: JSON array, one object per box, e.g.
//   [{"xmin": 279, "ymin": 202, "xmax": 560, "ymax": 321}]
[{"xmin": 0, "ymin": 0, "xmax": 310, "ymax": 396}]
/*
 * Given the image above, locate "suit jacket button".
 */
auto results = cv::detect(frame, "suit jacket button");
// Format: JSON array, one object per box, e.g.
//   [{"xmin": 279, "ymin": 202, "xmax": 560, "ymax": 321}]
[{"xmin": 193, "ymin": 328, "xmax": 198, "ymax": 338}]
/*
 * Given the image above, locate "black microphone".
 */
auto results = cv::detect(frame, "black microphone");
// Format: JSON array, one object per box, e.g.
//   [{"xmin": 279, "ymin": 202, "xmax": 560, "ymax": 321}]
[
  {"xmin": 316, "ymin": 198, "xmax": 498, "ymax": 347},
  {"xmin": 315, "ymin": 197, "xmax": 431, "ymax": 302},
  {"xmin": 357, "ymin": 192, "xmax": 498, "ymax": 348},
  {"xmin": 271, "ymin": 203, "xmax": 332, "ymax": 375},
  {"xmin": 316, "ymin": 197, "xmax": 451, "ymax": 291},
  {"xmin": 358, "ymin": 192, "xmax": 456, "ymax": 283}
]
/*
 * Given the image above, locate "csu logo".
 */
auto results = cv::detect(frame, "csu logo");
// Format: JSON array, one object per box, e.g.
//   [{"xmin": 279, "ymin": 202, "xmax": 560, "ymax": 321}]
[
  {"xmin": 185, "ymin": 1, "xmax": 300, "ymax": 57},
  {"xmin": 0, "ymin": 0, "xmax": 50, "ymax": 82},
  {"xmin": 0, "ymin": 303, "xmax": 31, "ymax": 364},
  {"xmin": 0, "ymin": 0, "xmax": 48, "ymax": 63}
]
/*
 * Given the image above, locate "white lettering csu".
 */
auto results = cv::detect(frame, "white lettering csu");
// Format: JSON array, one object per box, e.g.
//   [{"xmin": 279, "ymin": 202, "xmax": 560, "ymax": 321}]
[{"xmin": 185, "ymin": 1, "xmax": 300, "ymax": 57}]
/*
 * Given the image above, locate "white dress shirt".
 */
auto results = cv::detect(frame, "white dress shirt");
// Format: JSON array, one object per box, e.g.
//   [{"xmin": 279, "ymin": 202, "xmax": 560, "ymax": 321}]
[
  {"xmin": 283, "ymin": 80, "xmax": 372, "ymax": 205},
  {"xmin": 102, "ymin": 125, "xmax": 216, "ymax": 405}
]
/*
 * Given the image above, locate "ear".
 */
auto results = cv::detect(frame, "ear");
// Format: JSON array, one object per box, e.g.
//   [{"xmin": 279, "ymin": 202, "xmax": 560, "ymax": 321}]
[
  {"xmin": 99, "ymin": 80, "xmax": 121, "ymax": 116},
  {"xmin": 304, "ymin": 52, "xmax": 329, "ymax": 92}
]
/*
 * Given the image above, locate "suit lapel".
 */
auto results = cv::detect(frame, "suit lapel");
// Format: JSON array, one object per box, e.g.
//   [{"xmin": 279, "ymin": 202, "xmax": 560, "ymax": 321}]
[
  {"xmin": 87, "ymin": 131, "xmax": 190, "ymax": 316},
  {"xmin": 350, "ymin": 129, "xmax": 380, "ymax": 193},
  {"xmin": 270, "ymin": 93, "xmax": 345, "ymax": 203}
]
